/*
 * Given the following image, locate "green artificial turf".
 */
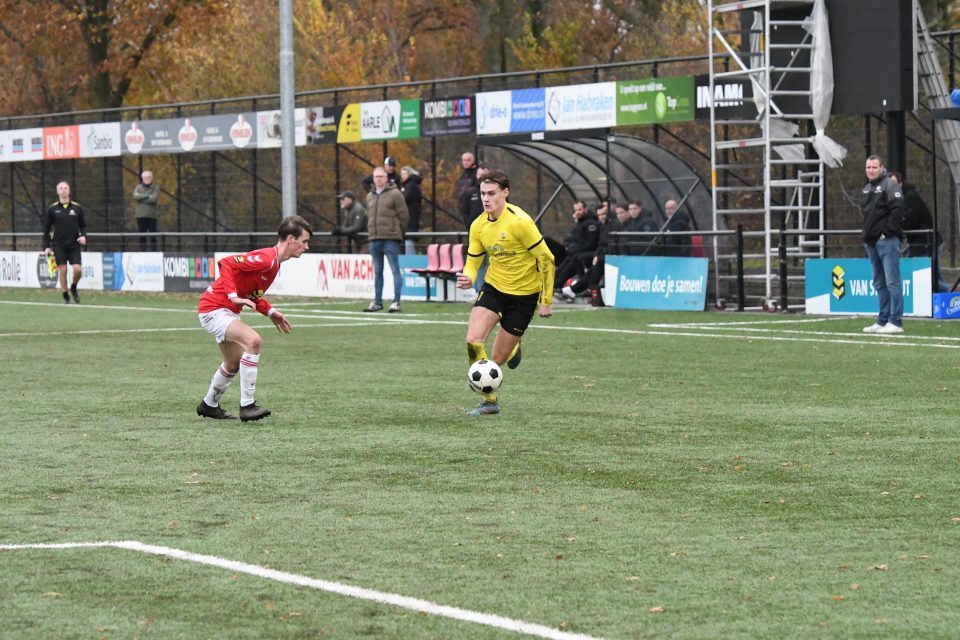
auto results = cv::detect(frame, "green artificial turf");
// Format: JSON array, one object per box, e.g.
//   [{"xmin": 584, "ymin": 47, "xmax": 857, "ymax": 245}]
[{"xmin": 2, "ymin": 287, "xmax": 959, "ymax": 639}]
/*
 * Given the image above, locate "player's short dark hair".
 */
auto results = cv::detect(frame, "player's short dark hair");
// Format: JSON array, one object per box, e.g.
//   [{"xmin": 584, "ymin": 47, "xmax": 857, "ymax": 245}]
[
  {"xmin": 278, "ymin": 215, "xmax": 313, "ymax": 239},
  {"xmin": 628, "ymin": 199, "xmax": 642, "ymax": 208},
  {"xmin": 481, "ymin": 169, "xmax": 510, "ymax": 190}
]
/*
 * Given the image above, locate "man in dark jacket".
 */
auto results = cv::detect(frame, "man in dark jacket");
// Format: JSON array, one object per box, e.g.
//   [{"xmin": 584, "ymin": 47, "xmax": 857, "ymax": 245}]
[
  {"xmin": 660, "ymin": 199, "xmax": 693, "ymax": 257},
  {"xmin": 43, "ymin": 181, "xmax": 87, "ymax": 304},
  {"xmin": 554, "ymin": 200, "xmax": 600, "ymax": 289},
  {"xmin": 860, "ymin": 155, "xmax": 906, "ymax": 334},
  {"xmin": 889, "ymin": 172, "xmax": 948, "ymax": 293},
  {"xmin": 457, "ymin": 151, "xmax": 479, "ymax": 230},
  {"xmin": 361, "ymin": 156, "xmax": 400, "ymax": 193},
  {"xmin": 400, "ymin": 165, "xmax": 423, "ymax": 254},
  {"xmin": 332, "ymin": 190, "xmax": 368, "ymax": 252},
  {"xmin": 561, "ymin": 199, "xmax": 618, "ymax": 306}
]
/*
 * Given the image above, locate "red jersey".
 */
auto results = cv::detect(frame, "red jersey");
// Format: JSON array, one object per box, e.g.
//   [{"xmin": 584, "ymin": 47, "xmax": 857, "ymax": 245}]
[{"xmin": 198, "ymin": 246, "xmax": 280, "ymax": 316}]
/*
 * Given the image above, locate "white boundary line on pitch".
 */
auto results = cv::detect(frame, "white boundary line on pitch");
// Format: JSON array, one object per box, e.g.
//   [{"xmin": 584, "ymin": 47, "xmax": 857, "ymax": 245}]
[
  {"xmin": 0, "ymin": 541, "xmax": 603, "ymax": 640},
  {"xmin": 3, "ymin": 299, "xmax": 959, "ymax": 349}
]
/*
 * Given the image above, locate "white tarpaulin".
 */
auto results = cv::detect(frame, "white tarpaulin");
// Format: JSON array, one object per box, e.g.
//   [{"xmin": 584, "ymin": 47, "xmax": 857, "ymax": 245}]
[{"xmin": 804, "ymin": 0, "xmax": 847, "ymax": 168}]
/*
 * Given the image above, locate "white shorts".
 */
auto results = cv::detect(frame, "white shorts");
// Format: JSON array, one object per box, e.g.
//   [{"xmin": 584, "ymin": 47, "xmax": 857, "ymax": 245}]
[{"xmin": 198, "ymin": 308, "xmax": 241, "ymax": 344}]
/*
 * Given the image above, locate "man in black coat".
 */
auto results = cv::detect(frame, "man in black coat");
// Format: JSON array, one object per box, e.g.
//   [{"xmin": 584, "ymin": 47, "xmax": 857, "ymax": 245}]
[{"xmin": 554, "ymin": 200, "xmax": 600, "ymax": 288}]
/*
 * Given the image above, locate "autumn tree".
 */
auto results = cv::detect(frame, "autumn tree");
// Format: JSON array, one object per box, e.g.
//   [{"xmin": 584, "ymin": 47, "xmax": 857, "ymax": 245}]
[{"xmin": 0, "ymin": 0, "xmax": 238, "ymax": 114}]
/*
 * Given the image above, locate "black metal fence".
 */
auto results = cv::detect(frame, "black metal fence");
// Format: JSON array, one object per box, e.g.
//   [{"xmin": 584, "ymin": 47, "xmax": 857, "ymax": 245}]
[{"xmin": 2, "ymin": 30, "xmax": 959, "ymax": 268}]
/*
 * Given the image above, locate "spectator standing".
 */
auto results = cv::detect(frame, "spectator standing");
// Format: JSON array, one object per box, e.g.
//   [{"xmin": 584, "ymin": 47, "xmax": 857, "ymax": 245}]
[
  {"xmin": 43, "ymin": 181, "xmax": 86, "ymax": 304},
  {"xmin": 364, "ymin": 167, "xmax": 409, "ymax": 313},
  {"xmin": 889, "ymin": 172, "xmax": 948, "ymax": 294},
  {"xmin": 362, "ymin": 156, "xmax": 400, "ymax": 193},
  {"xmin": 196, "ymin": 215, "xmax": 313, "ymax": 422},
  {"xmin": 456, "ymin": 169, "xmax": 555, "ymax": 417},
  {"xmin": 400, "ymin": 165, "xmax": 423, "ymax": 255},
  {"xmin": 132, "ymin": 170, "xmax": 160, "ymax": 251},
  {"xmin": 457, "ymin": 151, "xmax": 479, "ymax": 230},
  {"xmin": 860, "ymin": 155, "xmax": 906, "ymax": 334},
  {"xmin": 660, "ymin": 199, "xmax": 693, "ymax": 257},
  {"xmin": 332, "ymin": 190, "xmax": 368, "ymax": 252}
]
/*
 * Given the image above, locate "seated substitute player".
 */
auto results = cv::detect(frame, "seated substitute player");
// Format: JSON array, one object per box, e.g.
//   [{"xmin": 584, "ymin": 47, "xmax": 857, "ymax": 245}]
[
  {"xmin": 196, "ymin": 215, "xmax": 312, "ymax": 422},
  {"xmin": 456, "ymin": 169, "xmax": 555, "ymax": 416}
]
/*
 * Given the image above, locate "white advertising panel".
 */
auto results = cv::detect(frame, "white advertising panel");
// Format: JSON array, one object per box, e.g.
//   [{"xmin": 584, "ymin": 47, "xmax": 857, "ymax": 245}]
[
  {"xmin": 0, "ymin": 251, "xmax": 103, "ymax": 291},
  {"xmin": 213, "ymin": 252, "xmax": 422, "ymax": 301},
  {"xmin": 545, "ymin": 82, "xmax": 617, "ymax": 131},
  {"xmin": 255, "ymin": 108, "xmax": 307, "ymax": 148},
  {"xmin": 0, "ymin": 251, "xmax": 31, "ymax": 288},
  {"xmin": 359, "ymin": 101, "xmax": 401, "ymax": 140},
  {"xmin": 116, "ymin": 252, "xmax": 164, "ymax": 292},
  {"xmin": 475, "ymin": 91, "xmax": 512, "ymax": 135},
  {"xmin": 79, "ymin": 122, "xmax": 122, "ymax": 158},
  {"xmin": 0, "ymin": 130, "xmax": 8, "ymax": 163},
  {"xmin": 7, "ymin": 127, "xmax": 44, "ymax": 162}
]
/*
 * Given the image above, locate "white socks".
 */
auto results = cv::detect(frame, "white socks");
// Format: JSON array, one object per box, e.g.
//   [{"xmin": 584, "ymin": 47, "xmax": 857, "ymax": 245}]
[
  {"xmin": 239, "ymin": 352, "xmax": 260, "ymax": 407},
  {"xmin": 203, "ymin": 364, "xmax": 236, "ymax": 408}
]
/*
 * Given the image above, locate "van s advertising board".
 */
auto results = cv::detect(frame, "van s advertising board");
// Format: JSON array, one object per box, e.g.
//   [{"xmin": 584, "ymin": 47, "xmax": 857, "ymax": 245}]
[{"xmin": 805, "ymin": 258, "xmax": 932, "ymax": 317}]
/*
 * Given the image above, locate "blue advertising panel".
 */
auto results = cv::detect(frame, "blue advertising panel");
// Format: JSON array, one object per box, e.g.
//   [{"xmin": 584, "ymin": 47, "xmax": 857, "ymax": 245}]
[
  {"xmin": 510, "ymin": 88, "xmax": 546, "ymax": 132},
  {"xmin": 604, "ymin": 255, "xmax": 709, "ymax": 310},
  {"xmin": 804, "ymin": 258, "xmax": 932, "ymax": 317},
  {"xmin": 399, "ymin": 255, "xmax": 438, "ymax": 300}
]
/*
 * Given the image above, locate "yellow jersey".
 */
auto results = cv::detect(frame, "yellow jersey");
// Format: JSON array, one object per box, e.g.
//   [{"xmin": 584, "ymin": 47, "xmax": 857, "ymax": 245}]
[{"xmin": 463, "ymin": 203, "xmax": 555, "ymax": 304}]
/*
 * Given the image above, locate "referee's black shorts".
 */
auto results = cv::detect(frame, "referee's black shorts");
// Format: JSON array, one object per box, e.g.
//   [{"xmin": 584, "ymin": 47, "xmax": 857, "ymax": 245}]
[
  {"xmin": 52, "ymin": 242, "xmax": 82, "ymax": 266},
  {"xmin": 474, "ymin": 282, "xmax": 539, "ymax": 337}
]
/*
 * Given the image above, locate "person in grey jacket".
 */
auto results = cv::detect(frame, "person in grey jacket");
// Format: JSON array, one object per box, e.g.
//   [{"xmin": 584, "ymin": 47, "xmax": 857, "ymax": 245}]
[
  {"xmin": 133, "ymin": 170, "xmax": 160, "ymax": 251},
  {"xmin": 860, "ymin": 155, "xmax": 906, "ymax": 334},
  {"xmin": 364, "ymin": 167, "xmax": 409, "ymax": 313}
]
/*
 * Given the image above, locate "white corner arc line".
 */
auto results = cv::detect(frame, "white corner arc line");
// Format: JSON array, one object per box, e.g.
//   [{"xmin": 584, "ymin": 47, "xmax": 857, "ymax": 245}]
[{"xmin": 0, "ymin": 541, "xmax": 604, "ymax": 640}]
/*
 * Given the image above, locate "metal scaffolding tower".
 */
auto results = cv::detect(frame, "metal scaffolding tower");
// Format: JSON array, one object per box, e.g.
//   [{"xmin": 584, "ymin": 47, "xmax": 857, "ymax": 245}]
[{"xmin": 708, "ymin": 0, "xmax": 824, "ymax": 309}]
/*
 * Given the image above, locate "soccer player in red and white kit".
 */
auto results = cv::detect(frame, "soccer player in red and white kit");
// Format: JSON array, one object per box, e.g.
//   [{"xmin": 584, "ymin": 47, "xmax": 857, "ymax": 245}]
[{"xmin": 196, "ymin": 215, "xmax": 312, "ymax": 422}]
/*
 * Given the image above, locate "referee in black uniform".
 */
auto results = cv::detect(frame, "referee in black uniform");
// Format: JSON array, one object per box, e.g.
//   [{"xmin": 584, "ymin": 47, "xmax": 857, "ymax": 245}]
[{"xmin": 43, "ymin": 181, "xmax": 87, "ymax": 303}]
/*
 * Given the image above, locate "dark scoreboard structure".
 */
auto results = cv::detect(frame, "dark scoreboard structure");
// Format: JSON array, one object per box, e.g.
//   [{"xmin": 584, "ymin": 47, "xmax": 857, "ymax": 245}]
[{"xmin": 745, "ymin": 0, "xmax": 915, "ymax": 116}]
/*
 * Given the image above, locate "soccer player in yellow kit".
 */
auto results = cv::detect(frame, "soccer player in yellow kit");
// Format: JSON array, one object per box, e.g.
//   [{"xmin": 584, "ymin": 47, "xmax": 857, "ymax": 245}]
[{"xmin": 456, "ymin": 169, "xmax": 555, "ymax": 416}]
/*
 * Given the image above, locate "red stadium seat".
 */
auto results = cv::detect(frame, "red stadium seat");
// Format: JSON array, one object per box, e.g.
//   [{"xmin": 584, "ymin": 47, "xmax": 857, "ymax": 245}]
[
  {"xmin": 691, "ymin": 235, "xmax": 705, "ymax": 258},
  {"xmin": 410, "ymin": 243, "xmax": 440, "ymax": 301}
]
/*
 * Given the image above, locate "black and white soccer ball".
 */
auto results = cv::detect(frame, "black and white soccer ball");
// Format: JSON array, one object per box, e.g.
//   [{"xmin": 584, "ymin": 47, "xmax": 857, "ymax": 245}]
[{"xmin": 467, "ymin": 359, "xmax": 503, "ymax": 394}]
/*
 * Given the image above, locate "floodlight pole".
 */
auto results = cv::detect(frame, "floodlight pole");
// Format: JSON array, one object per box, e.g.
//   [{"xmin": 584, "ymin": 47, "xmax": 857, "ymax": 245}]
[{"xmin": 279, "ymin": 0, "xmax": 297, "ymax": 219}]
